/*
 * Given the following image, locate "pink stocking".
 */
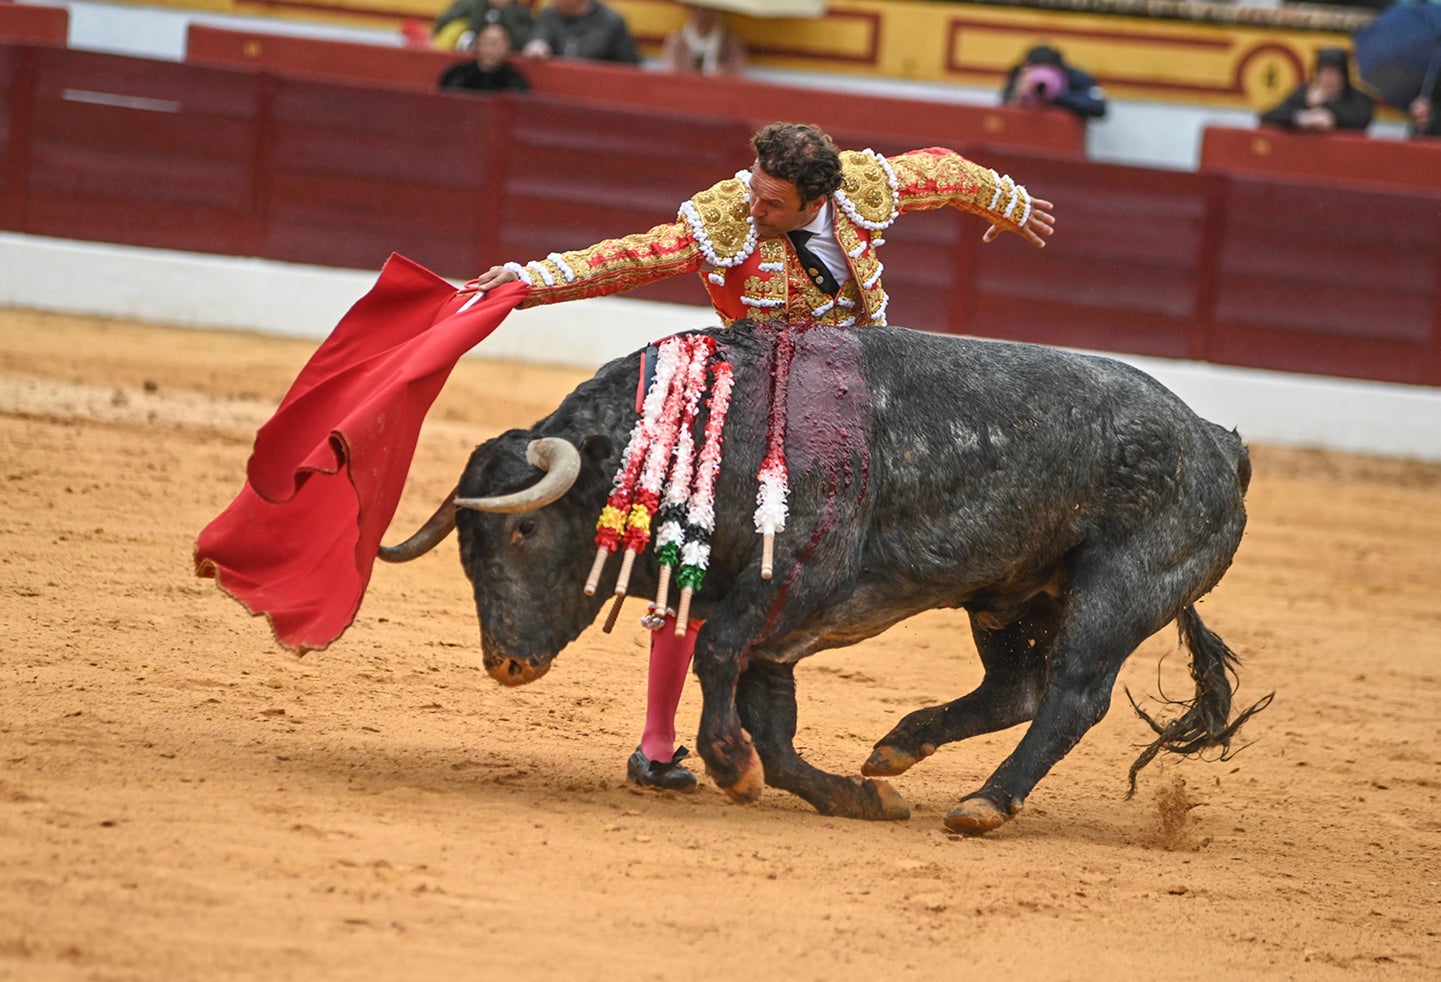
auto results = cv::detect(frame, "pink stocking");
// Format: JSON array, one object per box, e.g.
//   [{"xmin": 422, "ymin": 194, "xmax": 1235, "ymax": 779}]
[{"xmin": 640, "ymin": 616, "xmax": 701, "ymax": 763}]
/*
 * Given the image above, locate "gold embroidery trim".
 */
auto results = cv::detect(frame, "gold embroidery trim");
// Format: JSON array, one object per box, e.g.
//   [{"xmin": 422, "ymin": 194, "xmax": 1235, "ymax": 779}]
[
  {"xmin": 519, "ymin": 221, "xmax": 704, "ymax": 307},
  {"xmin": 837, "ymin": 150, "xmax": 898, "ymax": 228},
  {"xmin": 741, "ymin": 238, "xmax": 788, "ymax": 314},
  {"xmin": 684, "ymin": 177, "xmax": 754, "ymax": 266},
  {"xmin": 889, "ymin": 149, "xmax": 1028, "ymax": 233}
]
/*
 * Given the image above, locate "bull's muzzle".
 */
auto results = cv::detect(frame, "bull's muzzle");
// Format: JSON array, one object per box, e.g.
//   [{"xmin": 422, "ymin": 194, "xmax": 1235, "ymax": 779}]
[{"xmin": 485, "ymin": 655, "xmax": 551, "ymax": 687}]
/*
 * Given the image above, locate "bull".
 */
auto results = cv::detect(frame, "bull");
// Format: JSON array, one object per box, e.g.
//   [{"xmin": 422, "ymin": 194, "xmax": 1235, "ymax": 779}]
[{"xmin": 381, "ymin": 318, "xmax": 1268, "ymax": 834}]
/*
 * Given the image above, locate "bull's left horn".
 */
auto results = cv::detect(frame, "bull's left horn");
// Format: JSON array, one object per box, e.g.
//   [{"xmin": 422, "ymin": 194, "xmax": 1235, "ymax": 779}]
[
  {"xmin": 378, "ymin": 487, "xmax": 458, "ymax": 563},
  {"xmin": 454, "ymin": 438, "xmax": 581, "ymax": 514}
]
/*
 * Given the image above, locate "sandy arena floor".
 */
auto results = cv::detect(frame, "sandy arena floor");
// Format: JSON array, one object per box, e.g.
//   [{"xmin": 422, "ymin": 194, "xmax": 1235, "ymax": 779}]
[{"xmin": 2, "ymin": 307, "xmax": 1439, "ymax": 980}]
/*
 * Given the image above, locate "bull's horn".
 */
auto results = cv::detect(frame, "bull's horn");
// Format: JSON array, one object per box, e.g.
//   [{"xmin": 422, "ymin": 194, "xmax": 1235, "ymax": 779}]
[
  {"xmin": 377, "ymin": 487, "xmax": 459, "ymax": 563},
  {"xmin": 454, "ymin": 437, "xmax": 581, "ymax": 514}
]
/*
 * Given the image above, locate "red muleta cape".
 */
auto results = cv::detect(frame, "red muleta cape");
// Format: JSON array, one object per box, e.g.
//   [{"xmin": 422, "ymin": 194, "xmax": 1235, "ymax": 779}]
[{"xmin": 194, "ymin": 254, "xmax": 529, "ymax": 653}]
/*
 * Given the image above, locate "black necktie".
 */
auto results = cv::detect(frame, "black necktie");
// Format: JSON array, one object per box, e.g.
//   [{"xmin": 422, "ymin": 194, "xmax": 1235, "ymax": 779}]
[{"xmin": 787, "ymin": 230, "xmax": 840, "ymax": 296}]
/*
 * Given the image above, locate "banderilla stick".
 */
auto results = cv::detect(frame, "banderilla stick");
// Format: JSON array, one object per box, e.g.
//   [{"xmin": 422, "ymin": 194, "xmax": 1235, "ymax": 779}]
[
  {"xmin": 675, "ymin": 587, "xmax": 694, "ymax": 637},
  {"xmin": 583, "ymin": 546, "xmax": 610, "ymax": 597},
  {"xmin": 614, "ymin": 548, "xmax": 639, "ymax": 597},
  {"xmin": 602, "ymin": 593, "xmax": 625, "ymax": 634},
  {"xmin": 653, "ymin": 565, "xmax": 672, "ymax": 619}
]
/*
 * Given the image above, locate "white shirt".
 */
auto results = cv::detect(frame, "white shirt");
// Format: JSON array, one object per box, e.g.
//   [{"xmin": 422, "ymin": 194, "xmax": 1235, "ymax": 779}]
[{"xmin": 797, "ymin": 202, "xmax": 850, "ymax": 291}]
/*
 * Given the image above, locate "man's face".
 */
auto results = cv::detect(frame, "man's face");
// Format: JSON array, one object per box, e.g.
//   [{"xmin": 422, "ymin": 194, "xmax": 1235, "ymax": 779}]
[
  {"xmin": 747, "ymin": 164, "xmax": 824, "ymax": 238},
  {"xmin": 554, "ymin": 0, "xmax": 590, "ymax": 16},
  {"xmin": 1314, "ymin": 66, "xmax": 1345, "ymax": 101},
  {"xmin": 475, "ymin": 27, "xmax": 510, "ymax": 69}
]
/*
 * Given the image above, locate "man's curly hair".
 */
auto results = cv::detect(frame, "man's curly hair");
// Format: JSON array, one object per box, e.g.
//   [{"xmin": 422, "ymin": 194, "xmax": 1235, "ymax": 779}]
[{"xmin": 750, "ymin": 123, "xmax": 843, "ymax": 205}]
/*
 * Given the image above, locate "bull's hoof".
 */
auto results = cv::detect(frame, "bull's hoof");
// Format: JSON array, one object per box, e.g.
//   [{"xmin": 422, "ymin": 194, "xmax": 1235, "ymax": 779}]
[
  {"xmin": 859, "ymin": 777, "xmax": 910, "ymax": 821},
  {"xmin": 706, "ymin": 729, "xmax": 764, "ymax": 804},
  {"xmin": 485, "ymin": 656, "xmax": 550, "ymax": 687},
  {"xmin": 943, "ymin": 795, "xmax": 1020, "ymax": 836},
  {"xmin": 714, "ymin": 751, "xmax": 764, "ymax": 804},
  {"xmin": 861, "ymin": 741, "xmax": 934, "ymax": 777}
]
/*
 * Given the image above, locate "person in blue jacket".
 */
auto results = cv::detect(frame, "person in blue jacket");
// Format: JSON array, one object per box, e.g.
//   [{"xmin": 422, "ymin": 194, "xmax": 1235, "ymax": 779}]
[{"xmin": 1001, "ymin": 44, "xmax": 1108, "ymax": 121}]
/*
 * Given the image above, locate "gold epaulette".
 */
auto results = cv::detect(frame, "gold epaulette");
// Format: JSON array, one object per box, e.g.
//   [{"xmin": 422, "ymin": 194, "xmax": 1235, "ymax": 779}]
[
  {"xmin": 679, "ymin": 176, "xmax": 756, "ymax": 268},
  {"xmin": 835, "ymin": 150, "xmax": 899, "ymax": 231}
]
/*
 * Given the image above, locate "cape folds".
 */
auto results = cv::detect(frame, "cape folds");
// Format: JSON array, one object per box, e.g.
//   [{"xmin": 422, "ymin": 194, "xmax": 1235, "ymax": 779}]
[{"xmin": 194, "ymin": 254, "xmax": 529, "ymax": 653}]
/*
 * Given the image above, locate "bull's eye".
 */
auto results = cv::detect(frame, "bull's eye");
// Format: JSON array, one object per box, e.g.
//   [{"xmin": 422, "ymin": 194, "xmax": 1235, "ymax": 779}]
[{"xmin": 508, "ymin": 519, "xmax": 535, "ymax": 547}]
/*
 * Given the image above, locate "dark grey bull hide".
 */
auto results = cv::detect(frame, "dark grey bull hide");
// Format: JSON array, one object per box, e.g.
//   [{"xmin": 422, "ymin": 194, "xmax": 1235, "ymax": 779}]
[{"xmin": 382, "ymin": 319, "xmax": 1268, "ymax": 835}]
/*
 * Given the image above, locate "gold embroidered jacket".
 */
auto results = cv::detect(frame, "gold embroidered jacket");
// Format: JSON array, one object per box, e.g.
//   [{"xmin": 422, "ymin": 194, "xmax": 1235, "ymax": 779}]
[{"xmin": 503, "ymin": 147, "xmax": 1034, "ymax": 328}]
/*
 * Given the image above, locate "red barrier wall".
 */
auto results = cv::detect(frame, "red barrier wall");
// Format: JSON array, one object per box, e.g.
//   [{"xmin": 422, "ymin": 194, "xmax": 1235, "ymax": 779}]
[
  {"xmin": 495, "ymin": 98, "xmax": 748, "ymax": 307},
  {"xmin": 0, "ymin": 3, "xmax": 66, "ymax": 46},
  {"xmin": 3, "ymin": 41, "xmax": 1439, "ymax": 389},
  {"xmin": 258, "ymin": 78, "xmax": 501, "ymax": 274},
  {"xmin": 955, "ymin": 149, "xmax": 1226, "ymax": 361},
  {"xmin": 1201, "ymin": 126, "xmax": 1441, "ymax": 196},
  {"xmin": 7, "ymin": 47, "xmax": 263, "ymax": 255},
  {"xmin": 1210, "ymin": 179, "xmax": 1441, "ymax": 385},
  {"xmin": 186, "ymin": 24, "xmax": 455, "ymax": 91}
]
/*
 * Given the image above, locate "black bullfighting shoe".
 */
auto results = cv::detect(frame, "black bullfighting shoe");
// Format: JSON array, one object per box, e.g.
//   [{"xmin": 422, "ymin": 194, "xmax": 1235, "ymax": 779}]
[{"xmin": 627, "ymin": 745, "xmax": 698, "ymax": 792}]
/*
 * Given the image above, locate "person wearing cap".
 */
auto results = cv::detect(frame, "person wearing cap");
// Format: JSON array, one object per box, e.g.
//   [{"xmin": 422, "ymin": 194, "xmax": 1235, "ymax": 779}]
[
  {"xmin": 1000, "ymin": 44, "xmax": 1107, "ymax": 121},
  {"xmin": 467, "ymin": 122, "xmax": 1056, "ymax": 790},
  {"xmin": 1259, "ymin": 47, "xmax": 1374, "ymax": 132}
]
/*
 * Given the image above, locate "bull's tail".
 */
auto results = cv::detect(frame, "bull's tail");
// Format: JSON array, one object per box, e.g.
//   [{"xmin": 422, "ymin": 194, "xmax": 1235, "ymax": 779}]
[{"xmin": 1124, "ymin": 605, "xmax": 1273, "ymax": 797}]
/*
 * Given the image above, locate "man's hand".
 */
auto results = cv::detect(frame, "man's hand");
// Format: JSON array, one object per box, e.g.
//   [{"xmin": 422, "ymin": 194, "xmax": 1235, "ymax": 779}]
[
  {"xmin": 1294, "ymin": 107, "xmax": 1336, "ymax": 131},
  {"xmin": 1412, "ymin": 96, "xmax": 1432, "ymax": 131},
  {"xmin": 983, "ymin": 198, "xmax": 1056, "ymax": 248},
  {"xmin": 463, "ymin": 265, "xmax": 521, "ymax": 294}
]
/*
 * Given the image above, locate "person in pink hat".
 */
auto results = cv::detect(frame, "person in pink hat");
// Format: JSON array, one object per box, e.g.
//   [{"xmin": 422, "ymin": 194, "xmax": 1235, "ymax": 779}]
[{"xmin": 1001, "ymin": 44, "xmax": 1107, "ymax": 121}]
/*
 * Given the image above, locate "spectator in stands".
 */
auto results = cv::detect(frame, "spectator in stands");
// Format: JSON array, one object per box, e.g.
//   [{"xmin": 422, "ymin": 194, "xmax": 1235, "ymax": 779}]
[
  {"xmin": 1408, "ymin": 88, "xmax": 1441, "ymax": 139},
  {"xmin": 663, "ymin": 3, "xmax": 747, "ymax": 77},
  {"xmin": 1258, "ymin": 47, "xmax": 1373, "ymax": 133},
  {"xmin": 439, "ymin": 23, "xmax": 530, "ymax": 93},
  {"xmin": 523, "ymin": 0, "xmax": 640, "ymax": 64},
  {"xmin": 432, "ymin": 0, "xmax": 533, "ymax": 52},
  {"xmin": 1001, "ymin": 44, "xmax": 1107, "ymax": 121}
]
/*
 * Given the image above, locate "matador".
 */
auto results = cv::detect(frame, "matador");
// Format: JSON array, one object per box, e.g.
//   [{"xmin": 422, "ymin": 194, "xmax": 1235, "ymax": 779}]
[{"xmin": 468, "ymin": 122, "xmax": 1057, "ymax": 790}]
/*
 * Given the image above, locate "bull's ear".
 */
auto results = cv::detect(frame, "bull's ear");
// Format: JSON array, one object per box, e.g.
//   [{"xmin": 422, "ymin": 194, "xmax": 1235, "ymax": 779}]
[{"xmin": 579, "ymin": 434, "xmax": 613, "ymax": 470}]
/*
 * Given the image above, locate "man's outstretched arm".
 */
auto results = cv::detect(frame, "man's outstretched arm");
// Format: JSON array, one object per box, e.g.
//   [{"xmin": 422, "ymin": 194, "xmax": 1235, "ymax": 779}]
[
  {"xmin": 887, "ymin": 148, "xmax": 1055, "ymax": 248},
  {"xmin": 466, "ymin": 220, "xmax": 706, "ymax": 303}
]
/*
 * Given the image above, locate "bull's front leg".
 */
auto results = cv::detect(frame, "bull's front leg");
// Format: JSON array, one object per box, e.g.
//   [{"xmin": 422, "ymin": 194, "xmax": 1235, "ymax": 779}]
[
  {"xmin": 738, "ymin": 659, "xmax": 909, "ymax": 821},
  {"xmin": 692, "ymin": 631, "xmax": 765, "ymax": 802}
]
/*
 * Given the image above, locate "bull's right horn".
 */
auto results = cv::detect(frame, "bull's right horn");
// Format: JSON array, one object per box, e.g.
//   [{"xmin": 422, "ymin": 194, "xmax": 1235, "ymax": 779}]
[{"xmin": 454, "ymin": 437, "xmax": 581, "ymax": 514}]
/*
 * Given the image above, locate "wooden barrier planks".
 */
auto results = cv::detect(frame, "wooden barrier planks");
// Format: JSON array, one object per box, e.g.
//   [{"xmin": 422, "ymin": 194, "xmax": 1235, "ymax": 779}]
[
  {"xmin": 1201, "ymin": 126, "xmax": 1441, "ymax": 197},
  {"xmin": 1, "ymin": 42, "xmax": 1437, "ymax": 388},
  {"xmin": 258, "ymin": 79, "xmax": 500, "ymax": 275},
  {"xmin": 15, "ymin": 47, "xmax": 262, "ymax": 255},
  {"xmin": 0, "ymin": 3, "xmax": 67, "ymax": 46}
]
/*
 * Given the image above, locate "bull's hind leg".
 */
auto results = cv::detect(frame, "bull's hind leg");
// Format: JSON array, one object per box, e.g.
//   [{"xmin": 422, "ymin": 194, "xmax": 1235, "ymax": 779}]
[
  {"xmin": 863, "ymin": 594, "xmax": 1059, "ymax": 777},
  {"xmin": 947, "ymin": 526, "xmax": 1241, "ymax": 835},
  {"xmin": 738, "ymin": 660, "xmax": 909, "ymax": 821}
]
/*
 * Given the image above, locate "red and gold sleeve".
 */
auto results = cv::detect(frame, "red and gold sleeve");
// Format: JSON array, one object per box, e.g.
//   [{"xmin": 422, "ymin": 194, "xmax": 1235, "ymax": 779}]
[
  {"xmin": 508, "ymin": 220, "xmax": 707, "ymax": 308},
  {"xmin": 887, "ymin": 147, "xmax": 1034, "ymax": 234}
]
